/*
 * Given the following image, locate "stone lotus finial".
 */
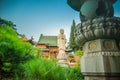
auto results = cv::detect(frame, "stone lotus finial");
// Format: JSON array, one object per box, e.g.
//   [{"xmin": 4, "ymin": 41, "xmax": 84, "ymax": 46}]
[
  {"xmin": 74, "ymin": 17, "xmax": 120, "ymax": 47},
  {"xmin": 67, "ymin": 0, "xmax": 117, "ymax": 22}
]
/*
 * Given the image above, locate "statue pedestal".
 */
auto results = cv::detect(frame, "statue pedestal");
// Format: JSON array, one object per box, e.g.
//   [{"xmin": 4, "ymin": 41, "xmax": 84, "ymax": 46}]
[
  {"xmin": 57, "ymin": 52, "xmax": 68, "ymax": 67},
  {"xmin": 81, "ymin": 39, "xmax": 120, "ymax": 80}
]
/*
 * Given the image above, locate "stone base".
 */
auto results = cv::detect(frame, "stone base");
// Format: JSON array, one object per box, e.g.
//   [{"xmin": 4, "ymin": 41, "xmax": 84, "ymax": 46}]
[
  {"xmin": 85, "ymin": 76, "xmax": 120, "ymax": 80},
  {"xmin": 81, "ymin": 56, "xmax": 120, "ymax": 73},
  {"xmin": 81, "ymin": 39, "xmax": 120, "ymax": 80},
  {"xmin": 81, "ymin": 56, "xmax": 120, "ymax": 80},
  {"xmin": 57, "ymin": 60, "xmax": 68, "ymax": 67},
  {"xmin": 57, "ymin": 52, "xmax": 68, "ymax": 67}
]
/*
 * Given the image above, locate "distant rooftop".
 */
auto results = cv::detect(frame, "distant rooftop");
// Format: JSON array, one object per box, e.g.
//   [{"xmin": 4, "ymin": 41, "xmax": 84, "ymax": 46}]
[{"xmin": 38, "ymin": 35, "xmax": 57, "ymax": 46}]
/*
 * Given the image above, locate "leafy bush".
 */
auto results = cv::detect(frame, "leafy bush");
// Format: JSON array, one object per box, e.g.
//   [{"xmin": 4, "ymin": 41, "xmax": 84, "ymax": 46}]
[
  {"xmin": 67, "ymin": 67, "xmax": 84, "ymax": 80},
  {"xmin": 0, "ymin": 26, "xmax": 84, "ymax": 80},
  {"xmin": 0, "ymin": 26, "xmax": 35, "ymax": 79},
  {"xmin": 23, "ymin": 58, "xmax": 66, "ymax": 80},
  {"xmin": 74, "ymin": 50, "xmax": 84, "ymax": 57},
  {"xmin": 22, "ymin": 58, "xmax": 84, "ymax": 80}
]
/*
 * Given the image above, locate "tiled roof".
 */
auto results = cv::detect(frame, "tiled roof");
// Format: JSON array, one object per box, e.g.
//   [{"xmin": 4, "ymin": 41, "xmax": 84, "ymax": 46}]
[{"xmin": 38, "ymin": 35, "xmax": 57, "ymax": 46}]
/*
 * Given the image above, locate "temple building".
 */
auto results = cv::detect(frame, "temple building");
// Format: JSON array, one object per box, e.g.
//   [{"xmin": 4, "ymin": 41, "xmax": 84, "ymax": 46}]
[
  {"xmin": 20, "ymin": 35, "xmax": 35, "ymax": 45},
  {"xmin": 36, "ymin": 29, "xmax": 80, "ymax": 67},
  {"xmin": 36, "ymin": 34, "xmax": 58, "ymax": 58},
  {"xmin": 36, "ymin": 29, "xmax": 68, "ymax": 58},
  {"xmin": 20, "ymin": 29, "xmax": 80, "ymax": 67}
]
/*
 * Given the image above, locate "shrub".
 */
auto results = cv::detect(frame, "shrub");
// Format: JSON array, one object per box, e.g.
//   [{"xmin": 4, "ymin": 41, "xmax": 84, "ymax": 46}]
[
  {"xmin": 0, "ymin": 26, "xmax": 84, "ymax": 80},
  {"xmin": 0, "ymin": 26, "xmax": 35, "ymax": 79},
  {"xmin": 23, "ymin": 58, "xmax": 66, "ymax": 80},
  {"xmin": 67, "ymin": 67, "xmax": 84, "ymax": 80},
  {"xmin": 22, "ymin": 57, "xmax": 84, "ymax": 80},
  {"xmin": 74, "ymin": 50, "xmax": 84, "ymax": 57}
]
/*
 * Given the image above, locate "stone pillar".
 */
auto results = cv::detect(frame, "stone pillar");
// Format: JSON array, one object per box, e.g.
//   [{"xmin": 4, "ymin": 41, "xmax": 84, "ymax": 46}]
[
  {"xmin": 81, "ymin": 39, "xmax": 120, "ymax": 80},
  {"xmin": 57, "ymin": 29, "xmax": 68, "ymax": 67},
  {"xmin": 74, "ymin": 17, "xmax": 120, "ymax": 80},
  {"xmin": 67, "ymin": 0, "xmax": 120, "ymax": 79}
]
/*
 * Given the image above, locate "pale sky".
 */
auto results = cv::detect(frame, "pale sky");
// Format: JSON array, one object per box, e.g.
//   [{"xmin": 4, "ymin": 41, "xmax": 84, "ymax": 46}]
[{"xmin": 0, "ymin": 0, "xmax": 120, "ymax": 42}]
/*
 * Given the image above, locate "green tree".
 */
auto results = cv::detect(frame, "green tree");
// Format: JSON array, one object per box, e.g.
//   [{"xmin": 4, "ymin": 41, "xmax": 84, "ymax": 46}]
[
  {"xmin": 0, "ymin": 26, "xmax": 35, "ymax": 79},
  {"xmin": 0, "ymin": 18, "xmax": 16, "ymax": 30},
  {"xmin": 69, "ymin": 20, "xmax": 79, "ymax": 51}
]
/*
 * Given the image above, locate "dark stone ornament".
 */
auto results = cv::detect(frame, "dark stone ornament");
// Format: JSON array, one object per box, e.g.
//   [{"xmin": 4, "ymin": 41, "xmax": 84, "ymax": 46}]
[
  {"xmin": 74, "ymin": 17, "xmax": 120, "ymax": 47},
  {"xmin": 67, "ymin": 0, "xmax": 117, "ymax": 22},
  {"xmin": 67, "ymin": 0, "xmax": 120, "ymax": 80}
]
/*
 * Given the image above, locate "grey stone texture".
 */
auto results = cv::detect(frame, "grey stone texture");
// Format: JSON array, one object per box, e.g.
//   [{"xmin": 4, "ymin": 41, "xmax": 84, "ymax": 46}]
[
  {"xmin": 67, "ymin": 0, "xmax": 117, "ymax": 22},
  {"xmin": 67, "ymin": 0, "xmax": 120, "ymax": 80},
  {"xmin": 81, "ymin": 39, "xmax": 120, "ymax": 80},
  {"xmin": 74, "ymin": 17, "xmax": 120, "ymax": 47}
]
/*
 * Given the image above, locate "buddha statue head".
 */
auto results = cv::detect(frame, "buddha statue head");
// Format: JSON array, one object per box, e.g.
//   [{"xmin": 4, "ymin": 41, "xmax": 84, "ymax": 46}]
[{"xmin": 60, "ymin": 29, "xmax": 64, "ymax": 34}]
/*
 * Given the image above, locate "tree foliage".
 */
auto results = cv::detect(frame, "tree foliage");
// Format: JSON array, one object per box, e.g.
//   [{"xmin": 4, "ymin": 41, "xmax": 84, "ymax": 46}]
[
  {"xmin": 23, "ymin": 58, "xmax": 67, "ymax": 80},
  {"xmin": 0, "ymin": 19, "xmax": 84, "ymax": 80},
  {"xmin": 69, "ymin": 20, "xmax": 79, "ymax": 51},
  {"xmin": 74, "ymin": 50, "xmax": 84, "ymax": 57},
  {"xmin": 0, "ymin": 18, "xmax": 16, "ymax": 30},
  {"xmin": 67, "ymin": 67, "xmax": 84, "ymax": 80},
  {"xmin": 22, "ymin": 58, "xmax": 84, "ymax": 80},
  {"xmin": 0, "ymin": 26, "xmax": 35, "ymax": 79}
]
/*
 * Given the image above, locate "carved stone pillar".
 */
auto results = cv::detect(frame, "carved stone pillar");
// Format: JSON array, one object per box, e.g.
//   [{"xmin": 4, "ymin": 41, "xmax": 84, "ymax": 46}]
[
  {"xmin": 81, "ymin": 39, "xmax": 120, "ymax": 80},
  {"xmin": 74, "ymin": 17, "xmax": 120, "ymax": 80},
  {"xmin": 67, "ymin": 0, "xmax": 120, "ymax": 79}
]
